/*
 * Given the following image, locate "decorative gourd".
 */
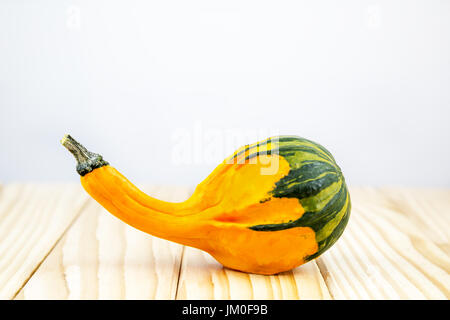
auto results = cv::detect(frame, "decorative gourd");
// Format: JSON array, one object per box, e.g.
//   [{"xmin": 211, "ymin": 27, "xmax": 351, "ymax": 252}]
[{"xmin": 61, "ymin": 134, "xmax": 350, "ymax": 275}]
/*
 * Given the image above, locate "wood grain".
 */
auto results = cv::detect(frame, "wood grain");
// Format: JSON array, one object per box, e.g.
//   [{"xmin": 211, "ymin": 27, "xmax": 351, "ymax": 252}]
[
  {"xmin": 0, "ymin": 184, "xmax": 89, "ymax": 299},
  {"xmin": 316, "ymin": 187, "xmax": 449, "ymax": 300},
  {"xmin": 15, "ymin": 186, "xmax": 189, "ymax": 300},
  {"xmin": 4, "ymin": 185, "xmax": 450, "ymax": 300}
]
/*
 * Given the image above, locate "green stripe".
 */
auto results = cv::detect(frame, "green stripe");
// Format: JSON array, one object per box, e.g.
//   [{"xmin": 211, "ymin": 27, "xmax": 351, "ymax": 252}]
[
  {"xmin": 305, "ymin": 196, "xmax": 350, "ymax": 261},
  {"xmin": 250, "ymin": 183, "xmax": 347, "ymax": 232},
  {"xmin": 247, "ymin": 136, "xmax": 350, "ymax": 261},
  {"xmin": 230, "ymin": 136, "xmax": 337, "ymax": 166},
  {"xmin": 245, "ymin": 145, "xmax": 332, "ymax": 164},
  {"xmin": 231, "ymin": 137, "xmax": 273, "ymax": 160},
  {"xmin": 278, "ymin": 136, "xmax": 336, "ymax": 163},
  {"xmin": 270, "ymin": 161, "xmax": 340, "ymax": 199}
]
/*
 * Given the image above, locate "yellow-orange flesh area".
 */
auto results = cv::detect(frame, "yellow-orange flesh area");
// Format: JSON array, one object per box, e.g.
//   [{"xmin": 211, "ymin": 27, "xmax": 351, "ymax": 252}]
[{"xmin": 81, "ymin": 154, "xmax": 318, "ymax": 274}]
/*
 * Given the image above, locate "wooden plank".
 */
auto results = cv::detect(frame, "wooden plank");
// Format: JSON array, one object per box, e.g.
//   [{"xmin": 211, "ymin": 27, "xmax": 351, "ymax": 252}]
[
  {"xmin": 0, "ymin": 184, "xmax": 89, "ymax": 299},
  {"xmin": 316, "ymin": 188, "xmax": 450, "ymax": 299},
  {"xmin": 12, "ymin": 186, "xmax": 450, "ymax": 300},
  {"xmin": 16, "ymin": 186, "xmax": 190, "ymax": 300}
]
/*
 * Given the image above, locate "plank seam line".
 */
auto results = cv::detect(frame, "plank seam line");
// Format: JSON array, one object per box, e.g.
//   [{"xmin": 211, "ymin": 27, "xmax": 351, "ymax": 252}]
[
  {"xmin": 174, "ymin": 187, "xmax": 193, "ymax": 300},
  {"xmin": 11, "ymin": 198, "xmax": 92, "ymax": 300},
  {"xmin": 174, "ymin": 245, "xmax": 185, "ymax": 300},
  {"xmin": 315, "ymin": 259, "xmax": 334, "ymax": 299}
]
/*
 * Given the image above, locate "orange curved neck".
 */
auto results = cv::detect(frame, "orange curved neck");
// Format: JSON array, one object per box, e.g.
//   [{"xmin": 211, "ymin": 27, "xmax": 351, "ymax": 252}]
[{"xmin": 81, "ymin": 166, "xmax": 205, "ymax": 248}]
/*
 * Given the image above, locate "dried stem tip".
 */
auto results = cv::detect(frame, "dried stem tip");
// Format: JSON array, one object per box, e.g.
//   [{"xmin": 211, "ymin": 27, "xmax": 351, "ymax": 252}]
[{"xmin": 61, "ymin": 134, "xmax": 109, "ymax": 176}]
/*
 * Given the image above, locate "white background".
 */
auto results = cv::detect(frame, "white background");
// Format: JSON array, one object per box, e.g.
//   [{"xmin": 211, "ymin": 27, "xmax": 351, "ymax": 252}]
[{"xmin": 1, "ymin": 1, "xmax": 449, "ymax": 187}]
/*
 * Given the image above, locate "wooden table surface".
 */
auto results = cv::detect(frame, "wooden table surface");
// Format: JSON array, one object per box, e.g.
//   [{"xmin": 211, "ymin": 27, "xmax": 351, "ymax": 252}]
[{"xmin": 0, "ymin": 184, "xmax": 448, "ymax": 300}]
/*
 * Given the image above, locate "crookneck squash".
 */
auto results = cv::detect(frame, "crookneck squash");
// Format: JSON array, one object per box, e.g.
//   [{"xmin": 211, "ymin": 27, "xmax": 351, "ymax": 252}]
[{"xmin": 62, "ymin": 134, "xmax": 350, "ymax": 275}]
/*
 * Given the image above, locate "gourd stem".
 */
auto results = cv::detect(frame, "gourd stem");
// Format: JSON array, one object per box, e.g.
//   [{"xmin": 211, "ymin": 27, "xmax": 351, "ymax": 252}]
[
  {"xmin": 61, "ymin": 134, "xmax": 109, "ymax": 176},
  {"xmin": 61, "ymin": 134, "xmax": 91, "ymax": 163}
]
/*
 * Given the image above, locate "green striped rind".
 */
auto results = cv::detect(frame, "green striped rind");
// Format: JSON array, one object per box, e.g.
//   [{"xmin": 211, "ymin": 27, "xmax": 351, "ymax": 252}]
[{"xmin": 247, "ymin": 136, "xmax": 351, "ymax": 261}]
